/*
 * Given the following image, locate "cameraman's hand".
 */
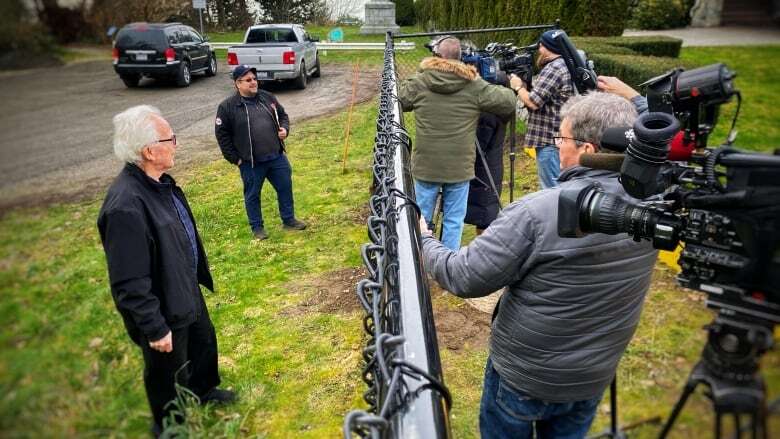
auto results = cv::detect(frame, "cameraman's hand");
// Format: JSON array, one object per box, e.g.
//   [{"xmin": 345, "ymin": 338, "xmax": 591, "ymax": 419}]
[
  {"xmin": 419, "ymin": 217, "xmax": 433, "ymax": 237},
  {"xmin": 509, "ymin": 74, "xmax": 524, "ymax": 92},
  {"xmin": 597, "ymin": 76, "xmax": 639, "ymax": 100}
]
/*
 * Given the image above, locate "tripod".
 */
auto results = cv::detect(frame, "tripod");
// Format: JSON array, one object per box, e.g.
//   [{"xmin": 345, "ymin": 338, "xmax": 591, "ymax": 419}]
[
  {"xmin": 659, "ymin": 317, "xmax": 773, "ymax": 439},
  {"xmin": 588, "ymin": 377, "xmax": 661, "ymax": 439}
]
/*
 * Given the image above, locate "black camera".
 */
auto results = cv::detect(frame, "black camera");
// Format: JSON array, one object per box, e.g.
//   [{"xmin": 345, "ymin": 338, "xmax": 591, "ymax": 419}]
[
  {"xmin": 557, "ymin": 63, "xmax": 780, "ymax": 436},
  {"xmin": 643, "ymin": 63, "xmax": 738, "ymax": 149},
  {"xmin": 458, "ymin": 40, "xmax": 535, "ymax": 87}
]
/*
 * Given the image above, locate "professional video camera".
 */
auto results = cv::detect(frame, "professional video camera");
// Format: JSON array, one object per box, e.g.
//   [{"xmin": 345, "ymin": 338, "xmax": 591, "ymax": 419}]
[
  {"xmin": 424, "ymin": 29, "xmax": 597, "ymax": 94},
  {"xmin": 424, "ymin": 36, "xmax": 536, "ymax": 87},
  {"xmin": 557, "ymin": 63, "xmax": 780, "ymax": 437}
]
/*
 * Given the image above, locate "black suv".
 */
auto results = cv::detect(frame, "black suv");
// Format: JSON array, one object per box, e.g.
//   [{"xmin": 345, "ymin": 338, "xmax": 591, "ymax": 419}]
[{"xmin": 112, "ymin": 22, "xmax": 217, "ymax": 88}]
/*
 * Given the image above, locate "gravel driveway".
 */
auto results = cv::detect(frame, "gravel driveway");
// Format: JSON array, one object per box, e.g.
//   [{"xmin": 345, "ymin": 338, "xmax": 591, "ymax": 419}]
[{"xmin": 0, "ymin": 60, "xmax": 379, "ymax": 211}]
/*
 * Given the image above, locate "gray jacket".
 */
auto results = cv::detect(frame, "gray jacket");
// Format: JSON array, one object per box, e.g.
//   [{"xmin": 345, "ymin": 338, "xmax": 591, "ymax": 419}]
[{"xmin": 422, "ymin": 166, "xmax": 658, "ymax": 402}]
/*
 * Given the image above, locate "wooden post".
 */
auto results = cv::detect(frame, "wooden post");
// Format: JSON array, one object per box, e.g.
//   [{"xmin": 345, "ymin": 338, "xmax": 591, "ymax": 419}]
[{"xmin": 342, "ymin": 62, "xmax": 360, "ymax": 173}]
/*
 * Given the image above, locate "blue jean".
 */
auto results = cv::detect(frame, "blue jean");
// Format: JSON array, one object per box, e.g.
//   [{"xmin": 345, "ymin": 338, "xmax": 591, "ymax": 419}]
[
  {"xmin": 480, "ymin": 358, "xmax": 602, "ymax": 439},
  {"xmin": 536, "ymin": 145, "xmax": 560, "ymax": 189},
  {"xmin": 239, "ymin": 155, "xmax": 295, "ymax": 231},
  {"xmin": 414, "ymin": 179, "xmax": 470, "ymax": 251}
]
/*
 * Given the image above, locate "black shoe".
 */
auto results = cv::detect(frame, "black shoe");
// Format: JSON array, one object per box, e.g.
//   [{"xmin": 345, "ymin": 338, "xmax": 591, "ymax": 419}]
[
  {"xmin": 200, "ymin": 388, "xmax": 237, "ymax": 405},
  {"xmin": 253, "ymin": 227, "xmax": 268, "ymax": 240},
  {"xmin": 283, "ymin": 219, "xmax": 307, "ymax": 230}
]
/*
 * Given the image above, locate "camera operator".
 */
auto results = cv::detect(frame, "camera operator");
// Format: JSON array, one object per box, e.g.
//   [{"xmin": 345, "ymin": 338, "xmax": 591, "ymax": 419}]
[
  {"xmin": 419, "ymin": 92, "xmax": 658, "ymax": 439},
  {"xmin": 398, "ymin": 36, "xmax": 516, "ymax": 250},
  {"xmin": 509, "ymin": 30, "xmax": 574, "ymax": 189}
]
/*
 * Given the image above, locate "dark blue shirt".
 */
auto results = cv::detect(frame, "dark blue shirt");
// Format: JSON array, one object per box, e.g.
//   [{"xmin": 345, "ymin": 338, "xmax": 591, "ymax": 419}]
[{"xmin": 172, "ymin": 193, "xmax": 198, "ymax": 273}]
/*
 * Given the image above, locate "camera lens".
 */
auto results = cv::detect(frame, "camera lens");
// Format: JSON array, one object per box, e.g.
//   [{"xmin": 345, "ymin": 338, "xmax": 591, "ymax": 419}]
[{"xmin": 576, "ymin": 186, "xmax": 680, "ymax": 250}]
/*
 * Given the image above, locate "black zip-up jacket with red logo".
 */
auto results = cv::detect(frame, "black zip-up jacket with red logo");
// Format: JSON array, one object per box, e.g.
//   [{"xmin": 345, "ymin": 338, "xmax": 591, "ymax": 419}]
[
  {"xmin": 214, "ymin": 90, "xmax": 290, "ymax": 166},
  {"xmin": 98, "ymin": 163, "xmax": 214, "ymax": 344}
]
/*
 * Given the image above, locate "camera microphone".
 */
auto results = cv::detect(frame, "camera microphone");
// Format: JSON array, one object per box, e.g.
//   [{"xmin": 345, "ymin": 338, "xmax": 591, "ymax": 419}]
[
  {"xmin": 580, "ymin": 153, "xmax": 624, "ymax": 172},
  {"xmin": 587, "ymin": 129, "xmax": 697, "ymax": 173}
]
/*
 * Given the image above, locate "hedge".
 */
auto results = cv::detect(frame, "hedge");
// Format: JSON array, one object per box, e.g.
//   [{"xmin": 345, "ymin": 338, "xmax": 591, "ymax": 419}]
[
  {"xmin": 573, "ymin": 35, "xmax": 683, "ymax": 58},
  {"xmin": 414, "ymin": 0, "xmax": 630, "ymax": 37},
  {"xmin": 589, "ymin": 53, "xmax": 699, "ymax": 89}
]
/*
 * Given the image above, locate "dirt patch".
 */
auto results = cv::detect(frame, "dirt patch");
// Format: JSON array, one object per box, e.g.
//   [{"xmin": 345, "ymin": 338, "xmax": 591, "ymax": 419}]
[
  {"xmin": 429, "ymin": 283, "xmax": 493, "ymax": 351},
  {"xmin": 281, "ymin": 267, "xmax": 367, "ymax": 316},
  {"xmin": 344, "ymin": 202, "xmax": 370, "ymax": 225},
  {"xmin": 281, "ymin": 265, "xmax": 492, "ymax": 350}
]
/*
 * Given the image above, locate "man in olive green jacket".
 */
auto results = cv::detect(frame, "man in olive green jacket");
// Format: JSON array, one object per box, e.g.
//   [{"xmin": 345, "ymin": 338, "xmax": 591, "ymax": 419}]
[{"xmin": 398, "ymin": 36, "xmax": 516, "ymax": 250}]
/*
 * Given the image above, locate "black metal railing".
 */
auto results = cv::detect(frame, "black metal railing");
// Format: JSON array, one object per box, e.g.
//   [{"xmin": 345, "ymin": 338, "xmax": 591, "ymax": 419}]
[{"xmin": 343, "ymin": 33, "xmax": 452, "ymax": 439}]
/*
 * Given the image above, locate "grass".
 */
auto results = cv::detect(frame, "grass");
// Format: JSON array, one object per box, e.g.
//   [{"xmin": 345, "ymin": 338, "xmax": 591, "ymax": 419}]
[{"xmin": 1, "ymin": 45, "xmax": 778, "ymax": 437}]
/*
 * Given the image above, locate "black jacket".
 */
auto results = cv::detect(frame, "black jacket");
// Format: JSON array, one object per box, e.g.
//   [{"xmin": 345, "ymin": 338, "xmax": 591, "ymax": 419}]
[
  {"xmin": 465, "ymin": 113, "xmax": 507, "ymax": 228},
  {"xmin": 98, "ymin": 163, "xmax": 214, "ymax": 344},
  {"xmin": 215, "ymin": 90, "xmax": 290, "ymax": 166}
]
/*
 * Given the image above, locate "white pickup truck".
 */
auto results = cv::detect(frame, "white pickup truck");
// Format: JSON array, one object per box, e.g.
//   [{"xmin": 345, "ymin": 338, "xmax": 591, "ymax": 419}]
[{"xmin": 227, "ymin": 24, "xmax": 320, "ymax": 89}]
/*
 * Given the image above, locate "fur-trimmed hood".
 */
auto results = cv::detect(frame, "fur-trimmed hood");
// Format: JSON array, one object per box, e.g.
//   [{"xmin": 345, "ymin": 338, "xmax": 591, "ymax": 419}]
[{"xmin": 417, "ymin": 57, "xmax": 478, "ymax": 94}]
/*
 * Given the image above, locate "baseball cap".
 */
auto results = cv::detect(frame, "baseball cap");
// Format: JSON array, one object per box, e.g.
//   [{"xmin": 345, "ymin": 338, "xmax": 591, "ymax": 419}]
[{"xmin": 232, "ymin": 64, "xmax": 257, "ymax": 81}]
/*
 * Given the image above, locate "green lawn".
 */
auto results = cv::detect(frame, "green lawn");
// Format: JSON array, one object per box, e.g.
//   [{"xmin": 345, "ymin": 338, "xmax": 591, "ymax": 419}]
[{"xmin": 1, "ymin": 45, "xmax": 778, "ymax": 437}]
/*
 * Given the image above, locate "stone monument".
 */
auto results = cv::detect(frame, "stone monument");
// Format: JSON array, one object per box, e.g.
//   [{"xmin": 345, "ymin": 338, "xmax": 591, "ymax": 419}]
[
  {"xmin": 690, "ymin": 0, "xmax": 724, "ymax": 27},
  {"xmin": 360, "ymin": 0, "xmax": 400, "ymax": 35}
]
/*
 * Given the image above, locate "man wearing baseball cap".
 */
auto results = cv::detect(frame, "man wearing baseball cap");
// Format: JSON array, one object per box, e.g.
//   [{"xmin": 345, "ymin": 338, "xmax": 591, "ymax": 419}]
[
  {"xmin": 509, "ymin": 29, "xmax": 573, "ymax": 189},
  {"xmin": 215, "ymin": 65, "xmax": 307, "ymax": 240}
]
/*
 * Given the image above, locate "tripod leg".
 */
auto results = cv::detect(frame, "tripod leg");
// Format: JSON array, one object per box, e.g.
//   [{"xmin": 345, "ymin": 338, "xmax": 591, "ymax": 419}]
[
  {"xmin": 610, "ymin": 377, "xmax": 618, "ymax": 437},
  {"xmin": 659, "ymin": 379, "xmax": 699, "ymax": 439},
  {"xmin": 716, "ymin": 412, "xmax": 722, "ymax": 439},
  {"xmin": 734, "ymin": 414, "xmax": 741, "ymax": 439},
  {"xmin": 509, "ymin": 116, "xmax": 516, "ymax": 203}
]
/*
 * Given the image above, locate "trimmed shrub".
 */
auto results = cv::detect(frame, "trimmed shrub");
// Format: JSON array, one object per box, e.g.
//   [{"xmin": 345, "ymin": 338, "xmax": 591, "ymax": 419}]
[
  {"xmin": 572, "ymin": 41, "xmax": 637, "ymax": 56},
  {"xmin": 418, "ymin": 0, "xmax": 630, "ymax": 37},
  {"xmin": 572, "ymin": 35, "xmax": 683, "ymax": 58},
  {"xmin": 628, "ymin": 0, "xmax": 693, "ymax": 30},
  {"xmin": 590, "ymin": 53, "xmax": 699, "ymax": 89}
]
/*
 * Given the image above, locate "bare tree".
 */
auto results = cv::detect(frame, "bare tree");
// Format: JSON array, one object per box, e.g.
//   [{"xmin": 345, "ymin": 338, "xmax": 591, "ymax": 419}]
[{"xmin": 327, "ymin": 0, "xmax": 363, "ymax": 21}]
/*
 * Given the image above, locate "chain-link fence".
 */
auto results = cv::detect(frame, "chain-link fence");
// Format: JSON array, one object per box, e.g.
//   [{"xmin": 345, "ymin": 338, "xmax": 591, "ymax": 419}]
[{"xmin": 343, "ymin": 35, "xmax": 452, "ymax": 439}]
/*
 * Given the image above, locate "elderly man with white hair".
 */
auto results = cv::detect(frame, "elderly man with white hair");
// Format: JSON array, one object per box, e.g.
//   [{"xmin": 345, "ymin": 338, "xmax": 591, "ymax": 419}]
[
  {"xmin": 97, "ymin": 105, "xmax": 234, "ymax": 436},
  {"xmin": 420, "ymin": 92, "xmax": 658, "ymax": 438}
]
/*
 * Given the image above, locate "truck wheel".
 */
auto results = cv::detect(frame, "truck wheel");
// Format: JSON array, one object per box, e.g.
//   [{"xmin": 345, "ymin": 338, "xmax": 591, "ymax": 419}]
[
  {"xmin": 205, "ymin": 55, "xmax": 217, "ymax": 77},
  {"xmin": 294, "ymin": 61, "xmax": 307, "ymax": 89},
  {"xmin": 120, "ymin": 74, "xmax": 140, "ymax": 88},
  {"xmin": 312, "ymin": 55, "xmax": 321, "ymax": 78},
  {"xmin": 176, "ymin": 62, "xmax": 191, "ymax": 87}
]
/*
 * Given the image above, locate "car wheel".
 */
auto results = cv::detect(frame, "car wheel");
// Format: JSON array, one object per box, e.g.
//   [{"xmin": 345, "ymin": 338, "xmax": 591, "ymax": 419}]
[
  {"xmin": 294, "ymin": 61, "xmax": 307, "ymax": 89},
  {"xmin": 120, "ymin": 74, "xmax": 140, "ymax": 88},
  {"xmin": 176, "ymin": 62, "xmax": 191, "ymax": 87},
  {"xmin": 312, "ymin": 54, "xmax": 321, "ymax": 78},
  {"xmin": 205, "ymin": 55, "xmax": 217, "ymax": 77}
]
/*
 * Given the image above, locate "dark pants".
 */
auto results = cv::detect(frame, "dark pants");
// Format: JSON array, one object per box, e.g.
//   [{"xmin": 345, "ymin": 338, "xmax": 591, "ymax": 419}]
[
  {"xmin": 239, "ymin": 155, "xmax": 295, "ymax": 231},
  {"xmin": 136, "ymin": 299, "xmax": 220, "ymax": 428},
  {"xmin": 480, "ymin": 358, "xmax": 601, "ymax": 439}
]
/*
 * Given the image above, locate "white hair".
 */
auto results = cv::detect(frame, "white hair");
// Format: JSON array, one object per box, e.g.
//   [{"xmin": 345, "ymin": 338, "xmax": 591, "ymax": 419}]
[
  {"xmin": 560, "ymin": 92, "xmax": 638, "ymax": 150},
  {"xmin": 112, "ymin": 105, "xmax": 162, "ymax": 163}
]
